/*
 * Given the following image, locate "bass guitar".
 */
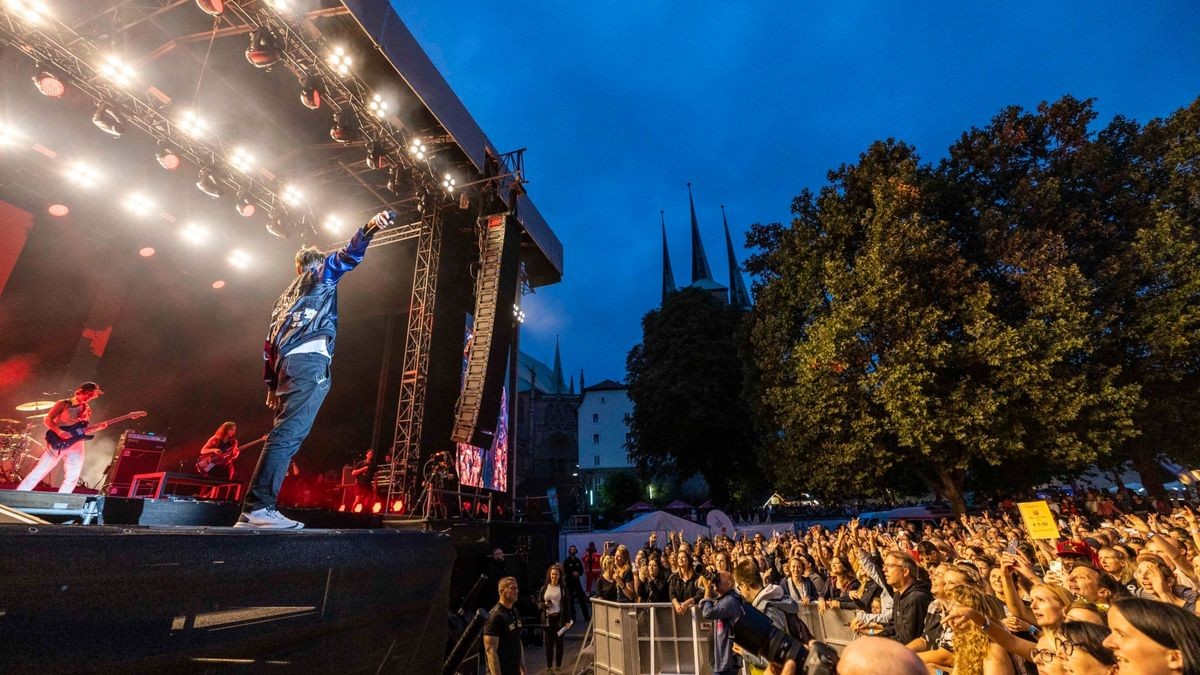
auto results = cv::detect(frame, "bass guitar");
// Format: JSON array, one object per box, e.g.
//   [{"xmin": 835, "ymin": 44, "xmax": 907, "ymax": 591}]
[
  {"xmin": 45, "ymin": 411, "xmax": 148, "ymax": 452},
  {"xmin": 196, "ymin": 435, "xmax": 267, "ymax": 473}
]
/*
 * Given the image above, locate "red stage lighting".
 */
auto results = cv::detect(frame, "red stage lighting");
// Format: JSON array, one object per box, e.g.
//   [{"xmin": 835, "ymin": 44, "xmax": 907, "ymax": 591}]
[
  {"xmin": 365, "ymin": 142, "xmax": 387, "ymax": 170},
  {"xmin": 195, "ymin": 0, "xmax": 224, "ymax": 15},
  {"xmin": 329, "ymin": 111, "xmax": 358, "ymax": 143},
  {"xmin": 245, "ymin": 30, "xmax": 281, "ymax": 69},
  {"xmin": 155, "ymin": 143, "xmax": 181, "ymax": 170},
  {"xmin": 48, "ymin": 204, "xmax": 69, "ymax": 217},
  {"xmin": 299, "ymin": 74, "xmax": 322, "ymax": 110},
  {"xmin": 139, "ymin": 247, "xmax": 156, "ymax": 257},
  {"xmin": 235, "ymin": 193, "xmax": 256, "ymax": 217},
  {"xmin": 353, "ymin": 503, "xmax": 364, "ymax": 514},
  {"xmin": 371, "ymin": 502, "xmax": 382, "ymax": 514},
  {"xmin": 391, "ymin": 500, "xmax": 404, "ymax": 513},
  {"xmin": 32, "ymin": 68, "xmax": 65, "ymax": 98},
  {"xmin": 338, "ymin": 504, "xmax": 346, "ymax": 512},
  {"xmin": 211, "ymin": 280, "xmax": 226, "ymax": 289}
]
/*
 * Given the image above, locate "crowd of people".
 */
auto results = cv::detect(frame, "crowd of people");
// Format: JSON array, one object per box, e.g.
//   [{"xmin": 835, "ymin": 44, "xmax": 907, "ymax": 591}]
[{"xmin": 503, "ymin": 493, "xmax": 1200, "ymax": 675}]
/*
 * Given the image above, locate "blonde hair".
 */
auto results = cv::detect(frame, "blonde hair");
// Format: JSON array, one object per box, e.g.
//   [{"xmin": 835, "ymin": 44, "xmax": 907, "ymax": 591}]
[{"xmin": 948, "ymin": 585, "xmax": 1003, "ymax": 675}]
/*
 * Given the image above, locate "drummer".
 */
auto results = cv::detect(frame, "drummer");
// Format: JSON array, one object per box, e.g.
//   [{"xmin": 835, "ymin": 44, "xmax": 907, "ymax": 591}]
[{"xmin": 17, "ymin": 382, "xmax": 106, "ymax": 493}]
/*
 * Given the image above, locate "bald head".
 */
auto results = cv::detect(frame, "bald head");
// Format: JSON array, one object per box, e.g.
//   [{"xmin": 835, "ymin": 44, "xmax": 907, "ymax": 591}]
[{"xmin": 837, "ymin": 637, "xmax": 925, "ymax": 675}]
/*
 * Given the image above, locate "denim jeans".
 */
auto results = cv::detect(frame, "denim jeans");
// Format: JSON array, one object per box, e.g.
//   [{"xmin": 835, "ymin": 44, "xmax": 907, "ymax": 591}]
[{"xmin": 243, "ymin": 352, "xmax": 331, "ymax": 512}]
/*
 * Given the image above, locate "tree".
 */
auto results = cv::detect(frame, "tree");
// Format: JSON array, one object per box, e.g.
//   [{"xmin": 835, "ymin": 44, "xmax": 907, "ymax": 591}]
[
  {"xmin": 596, "ymin": 469, "xmax": 644, "ymax": 524},
  {"xmin": 745, "ymin": 132, "xmax": 1137, "ymax": 513},
  {"xmin": 625, "ymin": 287, "xmax": 758, "ymax": 506}
]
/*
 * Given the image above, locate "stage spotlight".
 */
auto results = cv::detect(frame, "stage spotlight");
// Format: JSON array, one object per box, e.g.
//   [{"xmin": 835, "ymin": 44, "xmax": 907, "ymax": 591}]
[
  {"xmin": 385, "ymin": 168, "xmax": 400, "ymax": 194},
  {"xmin": 365, "ymin": 142, "xmax": 387, "ymax": 170},
  {"xmin": 0, "ymin": 122, "xmax": 19, "ymax": 147},
  {"xmin": 212, "ymin": 280, "xmax": 226, "ymax": 289},
  {"xmin": 48, "ymin": 204, "xmax": 69, "ymax": 217},
  {"xmin": 353, "ymin": 503, "xmax": 363, "ymax": 514},
  {"xmin": 155, "ymin": 142, "xmax": 181, "ymax": 170},
  {"xmin": 92, "ymin": 104, "xmax": 126, "ymax": 137},
  {"xmin": 228, "ymin": 147, "xmax": 254, "ymax": 173},
  {"xmin": 281, "ymin": 184, "xmax": 303, "ymax": 206},
  {"xmin": 177, "ymin": 109, "xmax": 208, "ymax": 137},
  {"xmin": 391, "ymin": 500, "xmax": 404, "ymax": 513},
  {"xmin": 265, "ymin": 214, "xmax": 291, "ymax": 239},
  {"xmin": 122, "ymin": 192, "xmax": 156, "ymax": 216},
  {"xmin": 235, "ymin": 192, "xmax": 256, "ymax": 217},
  {"xmin": 65, "ymin": 161, "xmax": 101, "ymax": 188},
  {"xmin": 32, "ymin": 66, "xmax": 65, "ymax": 98},
  {"xmin": 5, "ymin": 0, "xmax": 51, "ymax": 25},
  {"xmin": 194, "ymin": 0, "xmax": 224, "ymax": 16},
  {"xmin": 513, "ymin": 304, "xmax": 526, "ymax": 324},
  {"xmin": 326, "ymin": 46, "xmax": 352, "ymax": 77},
  {"xmin": 195, "ymin": 168, "xmax": 223, "ymax": 199},
  {"xmin": 97, "ymin": 54, "xmax": 137, "ymax": 89},
  {"xmin": 299, "ymin": 74, "xmax": 322, "ymax": 110},
  {"xmin": 322, "ymin": 215, "xmax": 344, "ymax": 234},
  {"xmin": 268, "ymin": 0, "xmax": 292, "ymax": 13},
  {"xmin": 227, "ymin": 249, "xmax": 251, "ymax": 269},
  {"xmin": 368, "ymin": 93, "xmax": 389, "ymax": 118},
  {"xmin": 245, "ymin": 29, "xmax": 281, "ymax": 69},
  {"xmin": 408, "ymin": 139, "xmax": 427, "ymax": 160},
  {"xmin": 442, "ymin": 173, "xmax": 456, "ymax": 193},
  {"xmin": 371, "ymin": 502, "xmax": 382, "ymax": 514},
  {"xmin": 139, "ymin": 247, "xmax": 156, "ymax": 258},
  {"xmin": 329, "ymin": 111, "xmax": 358, "ymax": 143},
  {"xmin": 180, "ymin": 222, "xmax": 210, "ymax": 245}
]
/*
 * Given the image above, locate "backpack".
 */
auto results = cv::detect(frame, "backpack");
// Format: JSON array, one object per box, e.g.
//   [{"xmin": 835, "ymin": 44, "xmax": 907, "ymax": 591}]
[{"xmin": 765, "ymin": 600, "xmax": 815, "ymax": 644}]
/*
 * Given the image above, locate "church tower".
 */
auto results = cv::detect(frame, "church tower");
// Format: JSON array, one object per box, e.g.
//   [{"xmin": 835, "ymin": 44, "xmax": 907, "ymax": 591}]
[
  {"xmin": 722, "ymin": 205, "xmax": 753, "ymax": 310},
  {"xmin": 661, "ymin": 210, "xmax": 676, "ymax": 303},
  {"xmin": 685, "ymin": 183, "xmax": 729, "ymax": 304}
]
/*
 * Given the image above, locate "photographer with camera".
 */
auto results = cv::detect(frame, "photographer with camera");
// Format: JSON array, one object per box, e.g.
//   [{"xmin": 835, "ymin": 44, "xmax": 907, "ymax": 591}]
[
  {"xmin": 733, "ymin": 557, "xmax": 807, "ymax": 675},
  {"xmin": 698, "ymin": 569, "xmax": 744, "ymax": 675}
]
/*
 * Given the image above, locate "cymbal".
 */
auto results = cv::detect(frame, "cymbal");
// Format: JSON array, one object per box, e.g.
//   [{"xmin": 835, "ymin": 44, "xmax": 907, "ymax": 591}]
[{"xmin": 15, "ymin": 400, "xmax": 55, "ymax": 412}]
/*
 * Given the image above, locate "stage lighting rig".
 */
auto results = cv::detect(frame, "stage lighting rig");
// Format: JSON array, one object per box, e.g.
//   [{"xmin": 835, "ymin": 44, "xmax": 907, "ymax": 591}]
[
  {"xmin": 441, "ymin": 174, "xmax": 456, "ymax": 193},
  {"xmin": 176, "ymin": 110, "xmax": 208, "ymax": 137},
  {"xmin": 326, "ymin": 46, "xmax": 352, "ymax": 77},
  {"xmin": 329, "ymin": 111, "xmax": 358, "ymax": 143},
  {"xmin": 5, "ymin": 0, "xmax": 50, "ymax": 25},
  {"xmin": 281, "ymin": 183, "xmax": 304, "ymax": 206},
  {"xmin": 196, "ymin": 168, "xmax": 223, "ymax": 198},
  {"xmin": 299, "ymin": 74, "xmax": 322, "ymax": 110},
  {"xmin": 180, "ymin": 222, "xmax": 210, "ymax": 245},
  {"xmin": 0, "ymin": 122, "xmax": 19, "ymax": 147},
  {"xmin": 97, "ymin": 54, "xmax": 136, "ymax": 89},
  {"xmin": 229, "ymin": 147, "xmax": 255, "ymax": 173},
  {"xmin": 265, "ymin": 213, "xmax": 292, "ymax": 239},
  {"xmin": 156, "ymin": 142, "xmax": 181, "ymax": 170},
  {"xmin": 227, "ymin": 249, "xmax": 251, "ymax": 269},
  {"xmin": 408, "ymin": 139, "xmax": 428, "ymax": 160},
  {"xmin": 32, "ymin": 65, "xmax": 65, "ymax": 98},
  {"xmin": 322, "ymin": 215, "xmax": 344, "ymax": 234},
  {"xmin": 365, "ymin": 142, "xmax": 387, "ymax": 170},
  {"xmin": 235, "ymin": 192, "xmax": 256, "ymax": 217},
  {"xmin": 92, "ymin": 103, "xmax": 126, "ymax": 137},
  {"xmin": 122, "ymin": 191, "xmax": 156, "ymax": 216},
  {"xmin": 194, "ymin": 0, "xmax": 224, "ymax": 16},
  {"xmin": 368, "ymin": 94, "xmax": 389, "ymax": 118},
  {"xmin": 64, "ymin": 161, "xmax": 101, "ymax": 188},
  {"xmin": 246, "ymin": 29, "xmax": 282, "ymax": 70}
]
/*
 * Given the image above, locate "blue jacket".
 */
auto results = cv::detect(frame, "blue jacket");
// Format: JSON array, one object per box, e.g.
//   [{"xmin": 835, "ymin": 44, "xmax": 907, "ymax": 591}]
[
  {"xmin": 699, "ymin": 591, "xmax": 744, "ymax": 673},
  {"xmin": 263, "ymin": 226, "xmax": 373, "ymax": 389}
]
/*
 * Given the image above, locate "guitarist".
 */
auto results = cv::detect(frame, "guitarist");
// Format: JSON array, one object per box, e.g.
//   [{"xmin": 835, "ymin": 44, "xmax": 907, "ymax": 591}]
[
  {"xmin": 17, "ymin": 382, "xmax": 106, "ymax": 493},
  {"xmin": 198, "ymin": 421, "xmax": 240, "ymax": 481}
]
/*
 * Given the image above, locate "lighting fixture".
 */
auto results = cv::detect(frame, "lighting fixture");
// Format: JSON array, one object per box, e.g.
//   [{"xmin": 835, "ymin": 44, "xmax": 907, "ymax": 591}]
[
  {"xmin": 6, "ymin": 0, "xmax": 51, "ymax": 25},
  {"xmin": 265, "ymin": 214, "xmax": 291, "ymax": 239},
  {"xmin": 326, "ymin": 46, "xmax": 352, "ymax": 77},
  {"xmin": 368, "ymin": 94, "xmax": 388, "ymax": 118},
  {"xmin": 48, "ymin": 204, "xmax": 69, "ymax": 217},
  {"xmin": 92, "ymin": 104, "xmax": 126, "ymax": 137},
  {"xmin": 227, "ymin": 249, "xmax": 252, "ymax": 269},
  {"xmin": 0, "ymin": 122, "xmax": 19, "ymax": 147},
  {"xmin": 281, "ymin": 184, "xmax": 304, "ymax": 207},
  {"xmin": 139, "ymin": 247, "xmax": 156, "ymax": 258},
  {"xmin": 245, "ymin": 29, "xmax": 281, "ymax": 69},
  {"xmin": 155, "ymin": 142, "xmax": 181, "ymax": 170},
  {"xmin": 228, "ymin": 147, "xmax": 254, "ymax": 173},
  {"xmin": 32, "ymin": 66, "xmax": 65, "ymax": 98},
  {"xmin": 299, "ymin": 74, "xmax": 322, "ymax": 110},
  {"xmin": 180, "ymin": 222, "xmax": 210, "ymax": 245},
  {"xmin": 322, "ymin": 215, "xmax": 344, "ymax": 234},
  {"xmin": 442, "ymin": 174, "xmax": 456, "ymax": 193},
  {"xmin": 177, "ymin": 110, "xmax": 207, "ymax": 137},
  {"xmin": 122, "ymin": 192, "xmax": 155, "ymax": 216},
  {"xmin": 64, "ymin": 161, "xmax": 101, "ymax": 188},
  {"xmin": 408, "ymin": 139, "xmax": 427, "ymax": 160},
  {"xmin": 365, "ymin": 142, "xmax": 386, "ymax": 170},
  {"xmin": 194, "ymin": 0, "xmax": 224, "ymax": 15},
  {"xmin": 195, "ymin": 168, "xmax": 223, "ymax": 198},
  {"xmin": 212, "ymin": 280, "xmax": 226, "ymax": 289},
  {"xmin": 329, "ymin": 111, "xmax": 358, "ymax": 143},
  {"xmin": 235, "ymin": 192, "xmax": 256, "ymax": 217},
  {"xmin": 97, "ymin": 54, "xmax": 136, "ymax": 89},
  {"xmin": 513, "ymin": 304, "xmax": 526, "ymax": 324},
  {"xmin": 268, "ymin": 0, "xmax": 291, "ymax": 11},
  {"xmin": 385, "ymin": 168, "xmax": 400, "ymax": 193}
]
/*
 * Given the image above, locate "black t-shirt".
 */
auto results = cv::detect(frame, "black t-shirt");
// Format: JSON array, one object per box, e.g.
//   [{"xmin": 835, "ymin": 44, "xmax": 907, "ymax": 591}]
[
  {"xmin": 353, "ymin": 459, "xmax": 374, "ymax": 487},
  {"xmin": 594, "ymin": 576, "xmax": 618, "ymax": 602},
  {"xmin": 483, "ymin": 603, "xmax": 522, "ymax": 675}
]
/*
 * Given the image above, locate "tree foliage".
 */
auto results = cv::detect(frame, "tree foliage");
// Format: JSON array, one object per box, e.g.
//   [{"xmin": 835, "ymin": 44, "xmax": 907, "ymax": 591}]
[
  {"xmin": 742, "ymin": 95, "xmax": 1200, "ymax": 510},
  {"xmin": 625, "ymin": 287, "xmax": 758, "ymax": 505}
]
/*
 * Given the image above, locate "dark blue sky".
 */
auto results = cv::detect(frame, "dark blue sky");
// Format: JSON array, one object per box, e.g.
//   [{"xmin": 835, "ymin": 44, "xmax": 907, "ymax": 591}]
[{"xmin": 398, "ymin": 2, "xmax": 1200, "ymax": 384}]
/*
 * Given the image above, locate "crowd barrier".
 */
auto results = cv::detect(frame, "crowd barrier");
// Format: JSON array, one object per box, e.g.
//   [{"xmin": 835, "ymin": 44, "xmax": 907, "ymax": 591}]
[{"xmin": 588, "ymin": 599, "xmax": 857, "ymax": 675}]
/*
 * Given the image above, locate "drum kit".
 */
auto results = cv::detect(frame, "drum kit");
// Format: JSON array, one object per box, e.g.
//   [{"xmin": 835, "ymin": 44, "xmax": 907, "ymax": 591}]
[{"xmin": 0, "ymin": 400, "xmax": 55, "ymax": 483}]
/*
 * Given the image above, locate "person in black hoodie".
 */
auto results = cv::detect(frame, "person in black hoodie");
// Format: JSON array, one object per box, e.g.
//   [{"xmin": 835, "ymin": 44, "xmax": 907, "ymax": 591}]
[
  {"xmin": 562, "ymin": 545, "xmax": 590, "ymax": 621},
  {"xmin": 880, "ymin": 550, "xmax": 933, "ymax": 645}
]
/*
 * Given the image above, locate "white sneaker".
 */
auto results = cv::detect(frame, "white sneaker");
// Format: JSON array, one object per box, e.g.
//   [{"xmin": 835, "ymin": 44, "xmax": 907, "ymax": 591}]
[{"xmin": 233, "ymin": 507, "xmax": 305, "ymax": 529}]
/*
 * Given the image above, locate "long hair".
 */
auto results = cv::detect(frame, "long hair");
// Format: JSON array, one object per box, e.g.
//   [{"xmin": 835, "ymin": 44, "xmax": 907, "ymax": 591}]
[
  {"xmin": 214, "ymin": 421, "xmax": 236, "ymax": 438},
  {"xmin": 544, "ymin": 563, "xmax": 563, "ymax": 586},
  {"xmin": 293, "ymin": 246, "xmax": 323, "ymax": 293},
  {"xmin": 948, "ymin": 584, "xmax": 1003, "ymax": 675},
  {"xmin": 1114, "ymin": 597, "xmax": 1200, "ymax": 675}
]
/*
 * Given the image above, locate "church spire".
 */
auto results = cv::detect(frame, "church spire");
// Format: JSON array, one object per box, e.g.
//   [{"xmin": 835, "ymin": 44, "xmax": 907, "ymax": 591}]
[
  {"xmin": 688, "ymin": 182, "xmax": 714, "ymax": 283},
  {"xmin": 661, "ymin": 210, "xmax": 676, "ymax": 303},
  {"xmin": 579, "ymin": 368, "xmax": 586, "ymax": 392},
  {"xmin": 722, "ymin": 205, "xmax": 752, "ymax": 309},
  {"xmin": 569, "ymin": 375, "xmax": 575, "ymax": 395},
  {"xmin": 552, "ymin": 335, "xmax": 565, "ymax": 394}
]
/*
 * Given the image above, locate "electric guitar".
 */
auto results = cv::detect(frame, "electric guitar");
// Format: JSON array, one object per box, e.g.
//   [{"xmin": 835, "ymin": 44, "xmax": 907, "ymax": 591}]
[
  {"xmin": 196, "ymin": 435, "xmax": 267, "ymax": 473},
  {"xmin": 45, "ymin": 411, "xmax": 148, "ymax": 452}
]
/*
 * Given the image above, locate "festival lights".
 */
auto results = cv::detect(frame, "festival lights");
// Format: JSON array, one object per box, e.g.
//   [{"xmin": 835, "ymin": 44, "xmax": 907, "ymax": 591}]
[
  {"xmin": 97, "ymin": 54, "xmax": 137, "ymax": 89},
  {"xmin": 195, "ymin": 168, "xmax": 223, "ymax": 198},
  {"xmin": 326, "ymin": 46, "xmax": 352, "ymax": 77},
  {"xmin": 227, "ymin": 249, "xmax": 252, "ymax": 269},
  {"xmin": 235, "ymin": 192, "xmax": 256, "ymax": 217},
  {"xmin": 122, "ymin": 191, "xmax": 156, "ymax": 216},
  {"xmin": 32, "ymin": 66, "xmax": 65, "ymax": 98},
  {"xmin": 228, "ymin": 147, "xmax": 255, "ymax": 173},
  {"xmin": 441, "ymin": 173, "xmax": 456, "ymax": 193},
  {"xmin": 5, "ymin": 0, "xmax": 51, "ymax": 25},
  {"xmin": 245, "ymin": 29, "xmax": 281, "ymax": 69},
  {"xmin": 408, "ymin": 139, "xmax": 427, "ymax": 160},
  {"xmin": 281, "ymin": 183, "xmax": 304, "ymax": 206},
  {"xmin": 176, "ymin": 110, "xmax": 208, "ymax": 138},
  {"xmin": 513, "ymin": 304, "xmax": 526, "ymax": 324},
  {"xmin": 0, "ymin": 122, "xmax": 19, "ymax": 147},
  {"xmin": 92, "ymin": 104, "xmax": 127, "ymax": 137},
  {"xmin": 65, "ymin": 161, "xmax": 101, "ymax": 188},
  {"xmin": 155, "ymin": 142, "xmax": 181, "ymax": 170},
  {"xmin": 368, "ymin": 93, "xmax": 389, "ymax": 118},
  {"xmin": 180, "ymin": 222, "xmax": 210, "ymax": 245},
  {"xmin": 322, "ymin": 215, "xmax": 344, "ymax": 234}
]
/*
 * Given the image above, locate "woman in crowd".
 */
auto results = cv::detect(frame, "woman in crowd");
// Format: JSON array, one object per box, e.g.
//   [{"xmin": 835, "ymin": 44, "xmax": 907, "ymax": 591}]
[
  {"xmin": 782, "ymin": 556, "xmax": 818, "ymax": 604},
  {"xmin": 639, "ymin": 557, "xmax": 669, "ymax": 602},
  {"xmin": 1135, "ymin": 554, "xmax": 1198, "ymax": 613},
  {"xmin": 945, "ymin": 583, "xmax": 1016, "ymax": 675},
  {"xmin": 668, "ymin": 549, "xmax": 703, "ymax": 615},
  {"xmin": 1056, "ymin": 621, "xmax": 1117, "ymax": 675},
  {"xmin": 1100, "ymin": 545, "xmax": 1139, "ymax": 594},
  {"xmin": 538, "ymin": 563, "xmax": 570, "ymax": 674},
  {"xmin": 612, "ymin": 545, "xmax": 637, "ymax": 601},
  {"xmin": 825, "ymin": 555, "xmax": 858, "ymax": 600},
  {"xmin": 1104, "ymin": 597, "xmax": 1200, "ymax": 675},
  {"xmin": 593, "ymin": 554, "xmax": 618, "ymax": 602}
]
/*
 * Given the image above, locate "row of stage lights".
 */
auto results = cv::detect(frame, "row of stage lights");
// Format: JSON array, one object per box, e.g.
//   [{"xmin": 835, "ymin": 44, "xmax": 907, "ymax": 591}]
[{"xmin": 5, "ymin": 0, "xmax": 461, "ymax": 241}]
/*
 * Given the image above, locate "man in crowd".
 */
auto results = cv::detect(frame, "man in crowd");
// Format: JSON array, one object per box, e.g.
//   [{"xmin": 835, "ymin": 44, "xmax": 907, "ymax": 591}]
[
  {"xmin": 483, "ymin": 576, "xmax": 523, "ymax": 675},
  {"xmin": 563, "ymin": 544, "xmax": 590, "ymax": 622},
  {"xmin": 880, "ymin": 551, "xmax": 932, "ymax": 645}
]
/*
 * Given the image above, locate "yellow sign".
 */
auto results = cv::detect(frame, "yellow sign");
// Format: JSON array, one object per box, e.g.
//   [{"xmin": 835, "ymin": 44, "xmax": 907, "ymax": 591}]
[{"xmin": 1017, "ymin": 501, "xmax": 1061, "ymax": 540}]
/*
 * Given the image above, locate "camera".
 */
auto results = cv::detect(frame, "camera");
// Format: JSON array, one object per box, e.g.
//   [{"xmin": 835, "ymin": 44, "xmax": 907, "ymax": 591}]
[{"xmin": 732, "ymin": 603, "xmax": 838, "ymax": 675}]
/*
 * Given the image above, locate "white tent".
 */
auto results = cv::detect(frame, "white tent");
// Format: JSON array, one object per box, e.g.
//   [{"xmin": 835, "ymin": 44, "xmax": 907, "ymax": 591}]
[{"xmin": 561, "ymin": 510, "xmax": 794, "ymax": 559}]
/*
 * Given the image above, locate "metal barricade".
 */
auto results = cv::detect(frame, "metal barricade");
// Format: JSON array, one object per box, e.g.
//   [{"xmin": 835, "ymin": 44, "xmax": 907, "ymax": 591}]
[{"xmin": 587, "ymin": 600, "xmax": 858, "ymax": 675}]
